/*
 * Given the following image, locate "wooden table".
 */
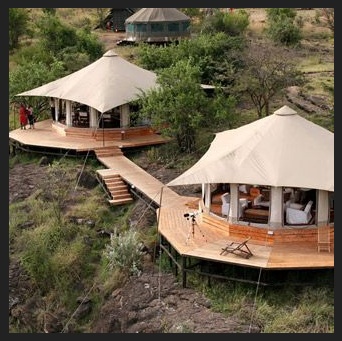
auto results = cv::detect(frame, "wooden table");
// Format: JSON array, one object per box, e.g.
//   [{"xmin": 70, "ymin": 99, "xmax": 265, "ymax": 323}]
[{"xmin": 244, "ymin": 208, "xmax": 269, "ymax": 223}]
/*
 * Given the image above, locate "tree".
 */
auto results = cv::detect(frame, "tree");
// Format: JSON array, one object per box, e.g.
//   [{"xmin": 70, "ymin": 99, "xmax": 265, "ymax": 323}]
[
  {"xmin": 35, "ymin": 13, "xmax": 79, "ymax": 54},
  {"xmin": 9, "ymin": 8, "xmax": 29, "ymax": 50},
  {"xmin": 200, "ymin": 8, "xmax": 250, "ymax": 36},
  {"xmin": 95, "ymin": 8, "xmax": 109, "ymax": 30},
  {"xmin": 9, "ymin": 59, "xmax": 65, "ymax": 129},
  {"xmin": 265, "ymin": 8, "xmax": 302, "ymax": 46},
  {"xmin": 179, "ymin": 8, "xmax": 203, "ymax": 19},
  {"xmin": 137, "ymin": 32, "xmax": 245, "ymax": 87},
  {"xmin": 138, "ymin": 59, "xmax": 237, "ymax": 153},
  {"xmin": 235, "ymin": 42, "xmax": 304, "ymax": 118},
  {"xmin": 35, "ymin": 13, "xmax": 104, "ymax": 60},
  {"xmin": 138, "ymin": 60, "xmax": 209, "ymax": 153},
  {"xmin": 207, "ymin": 88, "xmax": 237, "ymax": 130}
]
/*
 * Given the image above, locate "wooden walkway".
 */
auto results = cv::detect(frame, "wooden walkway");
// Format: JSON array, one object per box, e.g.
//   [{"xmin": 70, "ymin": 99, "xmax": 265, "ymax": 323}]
[
  {"xmin": 9, "ymin": 120, "xmax": 334, "ymax": 273},
  {"xmin": 97, "ymin": 154, "xmax": 334, "ymax": 271},
  {"xmin": 97, "ymin": 155, "xmax": 198, "ymax": 209}
]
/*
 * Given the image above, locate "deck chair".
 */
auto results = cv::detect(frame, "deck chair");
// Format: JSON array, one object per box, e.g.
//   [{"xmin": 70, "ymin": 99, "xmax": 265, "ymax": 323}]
[{"xmin": 220, "ymin": 237, "xmax": 253, "ymax": 259}]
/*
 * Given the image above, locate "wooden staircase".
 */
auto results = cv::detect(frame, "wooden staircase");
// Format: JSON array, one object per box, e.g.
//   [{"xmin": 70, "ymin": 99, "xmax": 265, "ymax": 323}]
[
  {"xmin": 97, "ymin": 171, "xmax": 134, "ymax": 206},
  {"xmin": 94, "ymin": 146, "xmax": 123, "ymax": 158}
]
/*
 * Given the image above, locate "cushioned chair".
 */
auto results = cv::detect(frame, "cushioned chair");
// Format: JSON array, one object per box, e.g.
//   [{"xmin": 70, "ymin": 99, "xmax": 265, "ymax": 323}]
[
  {"xmin": 286, "ymin": 200, "xmax": 313, "ymax": 224},
  {"xmin": 239, "ymin": 198, "xmax": 248, "ymax": 218},
  {"xmin": 221, "ymin": 192, "xmax": 230, "ymax": 216},
  {"xmin": 221, "ymin": 193, "xmax": 248, "ymax": 218},
  {"xmin": 253, "ymin": 194, "xmax": 263, "ymax": 206}
]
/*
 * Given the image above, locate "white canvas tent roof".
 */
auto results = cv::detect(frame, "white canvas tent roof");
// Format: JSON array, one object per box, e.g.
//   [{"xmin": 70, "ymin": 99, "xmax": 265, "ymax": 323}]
[
  {"xmin": 125, "ymin": 8, "xmax": 190, "ymax": 23},
  {"xmin": 16, "ymin": 50, "xmax": 157, "ymax": 113},
  {"xmin": 167, "ymin": 105, "xmax": 334, "ymax": 192}
]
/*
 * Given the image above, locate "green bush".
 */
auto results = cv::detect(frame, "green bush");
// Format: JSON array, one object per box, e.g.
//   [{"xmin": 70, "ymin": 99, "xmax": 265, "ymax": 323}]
[
  {"xmin": 103, "ymin": 228, "xmax": 144, "ymax": 276},
  {"xmin": 201, "ymin": 9, "xmax": 250, "ymax": 36},
  {"xmin": 266, "ymin": 18, "xmax": 302, "ymax": 46},
  {"xmin": 265, "ymin": 8, "xmax": 302, "ymax": 46}
]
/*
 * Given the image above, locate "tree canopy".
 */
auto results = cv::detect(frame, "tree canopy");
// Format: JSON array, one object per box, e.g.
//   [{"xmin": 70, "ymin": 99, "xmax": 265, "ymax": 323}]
[
  {"xmin": 235, "ymin": 42, "xmax": 304, "ymax": 117},
  {"xmin": 138, "ymin": 59, "xmax": 236, "ymax": 153}
]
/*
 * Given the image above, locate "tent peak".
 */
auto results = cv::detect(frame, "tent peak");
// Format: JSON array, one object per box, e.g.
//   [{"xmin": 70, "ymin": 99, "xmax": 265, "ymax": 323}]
[
  {"xmin": 274, "ymin": 105, "xmax": 297, "ymax": 116},
  {"xmin": 103, "ymin": 50, "xmax": 119, "ymax": 57}
]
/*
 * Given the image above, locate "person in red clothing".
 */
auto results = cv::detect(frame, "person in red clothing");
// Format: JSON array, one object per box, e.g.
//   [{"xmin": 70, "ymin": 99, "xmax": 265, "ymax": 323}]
[{"xmin": 19, "ymin": 103, "xmax": 28, "ymax": 130}]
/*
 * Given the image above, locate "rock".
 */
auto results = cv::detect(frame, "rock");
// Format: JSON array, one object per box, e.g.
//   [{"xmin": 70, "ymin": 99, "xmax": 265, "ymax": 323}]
[
  {"xmin": 77, "ymin": 170, "xmax": 98, "ymax": 189},
  {"xmin": 39, "ymin": 156, "xmax": 50, "ymax": 166}
]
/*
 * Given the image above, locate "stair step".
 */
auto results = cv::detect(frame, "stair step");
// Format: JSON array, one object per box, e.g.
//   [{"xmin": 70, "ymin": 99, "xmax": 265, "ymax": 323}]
[
  {"xmin": 101, "ymin": 175, "xmax": 121, "ymax": 180},
  {"xmin": 94, "ymin": 147, "xmax": 123, "ymax": 158},
  {"xmin": 104, "ymin": 178, "xmax": 123, "ymax": 183},
  {"xmin": 108, "ymin": 197, "xmax": 134, "ymax": 205},
  {"xmin": 96, "ymin": 169, "xmax": 134, "ymax": 206},
  {"xmin": 107, "ymin": 187, "xmax": 129, "ymax": 196},
  {"xmin": 96, "ymin": 153, "xmax": 122, "ymax": 157},
  {"xmin": 112, "ymin": 193, "xmax": 132, "ymax": 200},
  {"xmin": 105, "ymin": 181, "xmax": 126, "ymax": 186},
  {"xmin": 106, "ymin": 180, "xmax": 125, "ymax": 185}
]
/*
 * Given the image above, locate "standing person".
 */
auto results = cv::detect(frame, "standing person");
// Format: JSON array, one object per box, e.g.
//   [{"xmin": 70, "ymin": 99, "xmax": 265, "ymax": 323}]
[
  {"xmin": 50, "ymin": 97, "xmax": 56, "ymax": 121},
  {"xmin": 19, "ymin": 103, "xmax": 28, "ymax": 130},
  {"xmin": 27, "ymin": 105, "xmax": 35, "ymax": 129}
]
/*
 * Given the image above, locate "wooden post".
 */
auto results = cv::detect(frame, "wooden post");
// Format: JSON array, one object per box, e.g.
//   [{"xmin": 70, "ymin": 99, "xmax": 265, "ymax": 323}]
[{"xmin": 182, "ymin": 257, "xmax": 187, "ymax": 288}]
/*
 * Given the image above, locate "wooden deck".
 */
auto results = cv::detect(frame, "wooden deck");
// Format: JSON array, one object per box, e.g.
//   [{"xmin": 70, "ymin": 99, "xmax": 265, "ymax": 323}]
[
  {"xmin": 158, "ymin": 208, "xmax": 334, "ymax": 270},
  {"xmin": 9, "ymin": 120, "xmax": 334, "ymax": 275},
  {"xmin": 96, "ymin": 157, "xmax": 334, "ymax": 270},
  {"xmin": 9, "ymin": 119, "xmax": 170, "ymax": 152}
]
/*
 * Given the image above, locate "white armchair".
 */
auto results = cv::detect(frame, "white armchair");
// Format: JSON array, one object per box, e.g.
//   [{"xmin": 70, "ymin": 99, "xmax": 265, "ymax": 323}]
[
  {"xmin": 221, "ymin": 193, "xmax": 248, "ymax": 218},
  {"xmin": 239, "ymin": 198, "xmax": 248, "ymax": 218},
  {"xmin": 221, "ymin": 192, "xmax": 230, "ymax": 216},
  {"xmin": 286, "ymin": 200, "xmax": 313, "ymax": 225},
  {"xmin": 253, "ymin": 194, "xmax": 263, "ymax": 206}
]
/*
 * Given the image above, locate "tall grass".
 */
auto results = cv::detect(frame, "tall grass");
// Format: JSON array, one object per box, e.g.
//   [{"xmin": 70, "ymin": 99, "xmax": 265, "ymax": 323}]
[{"xmin": 155, "ymin": 252, "xmax": 334, "ymax": 333}]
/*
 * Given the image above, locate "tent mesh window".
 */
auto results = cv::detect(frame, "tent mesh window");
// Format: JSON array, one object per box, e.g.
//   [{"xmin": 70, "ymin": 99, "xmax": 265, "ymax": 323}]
[
  {"xmin": 126, "ymin": 23, "xmax": 134, "ymax": 32},
  {"xmin": 182, "ymin": 21, "xmax": 190, "ymax": 31},
  {"xmin": 151, "ymin": 23, "xmax": 164, "ymax": 32},
  {"xmin": 136, "ymin": 23, "xmax": 147, "ymax": 32},
  {"xmin": 168, "ymin": 22, "xmax": 180, "ymax": 32}
]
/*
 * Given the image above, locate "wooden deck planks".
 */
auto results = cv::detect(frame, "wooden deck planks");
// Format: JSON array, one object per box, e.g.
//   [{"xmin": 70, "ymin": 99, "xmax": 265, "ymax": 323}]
[
  {"xmin": 267, "ymin": 241, "xmax": 334, "ymax": 268},
  {"xmin": 158, "ymin": 207, "xmax": 334, "ymax": 269},
  {"xmin": 9, "ymin": 119, "xmax": 169, "ymax": 151},
  {"xmin": 188, "ymin": 240, "xmax": 271, "ymax": 268},
  {"xmin": 9, "ymin": 119, "xmax": 334, "ymax": 270}
]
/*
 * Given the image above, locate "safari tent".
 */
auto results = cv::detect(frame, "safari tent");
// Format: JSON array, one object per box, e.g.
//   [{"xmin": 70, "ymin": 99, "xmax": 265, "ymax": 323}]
[
  {"xmin": 16, "ymin": 49, "xmax": 157, "ymax": 129},
  {"xmin": 124, "ymin": 8, "xmax": 191, "ymax": 43},
  {"xmin": 167, "ymin": 105, "xmax": 334, "ymax": 228},
  {"xmin": 102, "ymin": 8, "xmax": 136, "ymax": 31}
]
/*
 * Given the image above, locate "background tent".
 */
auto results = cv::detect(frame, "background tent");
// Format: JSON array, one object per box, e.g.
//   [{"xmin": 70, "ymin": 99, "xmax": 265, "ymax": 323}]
[
  {"xmin": 124, "ymin": 8, "xmax": 191, "ymax": 43},
  {"xmin": 167, "ymin": 105, "xmax": 334, "ymax": 192},
  {"xmin": 16, "ymin": 50, "xmax": 157, "ymax": 114},
  {"xmin": 98, "ymin": 8, "xmax": 137, "ymax": 31}
]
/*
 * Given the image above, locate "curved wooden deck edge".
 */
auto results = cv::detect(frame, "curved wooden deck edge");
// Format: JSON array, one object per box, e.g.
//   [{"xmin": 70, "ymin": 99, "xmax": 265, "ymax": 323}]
[{"xmin": 157, "ymin": 208, "xmax": 334, "ymax": 270}]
